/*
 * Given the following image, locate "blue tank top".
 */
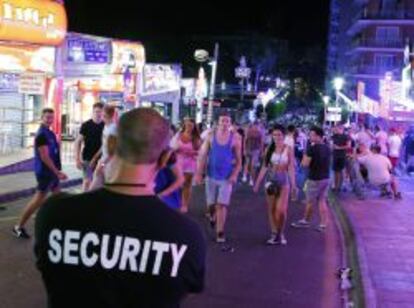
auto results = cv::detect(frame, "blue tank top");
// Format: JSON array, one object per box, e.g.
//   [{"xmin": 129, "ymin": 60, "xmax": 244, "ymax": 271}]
[{"xmin": 207, "ymin": 132, "xmax": 234, "ymax": 180}]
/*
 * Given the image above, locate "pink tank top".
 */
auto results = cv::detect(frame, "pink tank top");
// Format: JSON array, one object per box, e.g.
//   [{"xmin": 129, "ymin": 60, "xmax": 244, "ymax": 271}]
[{"xmin": 177, "ymin": 136, "xmax": 198, "ymax": 174}]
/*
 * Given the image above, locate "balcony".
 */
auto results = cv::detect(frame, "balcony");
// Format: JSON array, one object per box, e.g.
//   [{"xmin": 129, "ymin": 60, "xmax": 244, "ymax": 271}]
[
  {"xmin": 349, "ymin": 64, "xmax": 401, "ymax": 77},
  {"xmin": 348, "ymin": 9, "xmax": 414, "ymax": 35},
  {"xmin": 349, "ymin": 38, "xmax": 405, "ymax": 53}
]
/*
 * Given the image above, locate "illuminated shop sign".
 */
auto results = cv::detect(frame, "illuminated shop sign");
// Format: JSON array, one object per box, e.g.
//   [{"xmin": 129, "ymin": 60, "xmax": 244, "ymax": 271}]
[
  {"xmin": 111, "ymin": 41, "xmax": 145, "ymax": 74},
  {"xmin": 77, "ymin": 75, "xmax": 135, "ymax": 93},
  {"xmin": 143, "ymin": 64, "xmax": 181, "ymax": 95},
  {"xmin": 67, "ymin": 36, "xmax": 111, "ymax": 64},
  {"xmin": 0, "ymin": 0, "xmax": 67, "ymax": 45},
  {"xmin": 0, "ymin": 44, "xmax": 55, "ymax": 73}
]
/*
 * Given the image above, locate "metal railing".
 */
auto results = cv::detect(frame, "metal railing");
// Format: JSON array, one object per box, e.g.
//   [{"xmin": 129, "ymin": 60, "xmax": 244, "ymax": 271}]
[
  {"xmin": 352, "ymin": 38, "xmax": 404, "ymax": 49},
  {"xmin": 61, "ymin": 141, "xmax": 76, "ymax": 165},
  {"xmin": 353, "ymin": 8, "xmax": 414, "ymax": 24},
  {"xmin": 349, "ymin": 64, "xmax": 400, "ymax": 75}
]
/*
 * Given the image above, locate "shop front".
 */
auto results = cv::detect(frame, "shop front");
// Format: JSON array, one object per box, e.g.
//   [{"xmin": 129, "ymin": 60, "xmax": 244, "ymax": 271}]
[
  {"xmin": 139, "ymin": 64, "xmax": 182, "ymax": 124},
  {"xmin": 0, "ymin": 0, "xmax": 67, "ymax": 154},
  {"xmin": 60, "ymin": 33, "xmax": 145, "ymax": 138}
]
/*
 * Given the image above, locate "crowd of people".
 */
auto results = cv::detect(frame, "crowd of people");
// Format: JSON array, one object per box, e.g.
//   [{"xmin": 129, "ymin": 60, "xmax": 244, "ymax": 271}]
[{"xmin": 8, "ymin": 103, "xmax": 413, "ymax": 306}]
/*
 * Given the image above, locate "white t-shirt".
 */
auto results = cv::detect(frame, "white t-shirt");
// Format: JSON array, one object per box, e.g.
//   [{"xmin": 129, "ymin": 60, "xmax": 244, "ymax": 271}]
[
  {"xmin": 375, "ymin": 131, "xmax": 388, "ymax": 154},
  {"xmin": 356, "ymin": 131, "xmax": 373, "ymax": 148},
  {"xmin": 102, "ymin": 123, "xmax": 117, "ymax": 161},
  {"xmin": 284, "ymin": 135, "xmax": 295, "ymax": 148},
  {"xmin": 358, "ymin": 153, "xmax": 391, "ymax": 185},
  {"xmin": 388, "ymin": 135, "xmax": 402, "ymax": 158}
]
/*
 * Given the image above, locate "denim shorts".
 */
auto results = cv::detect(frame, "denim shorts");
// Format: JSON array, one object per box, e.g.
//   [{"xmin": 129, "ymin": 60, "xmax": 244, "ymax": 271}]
[
  {"xmin": 305, "ymin": 179, "xmax": 330, "ymax": 206},
  {"xmin": 206, "ymin": 177, "xmax": 233, "ymax": 206},
  {"xmin": 267, "ymin": 171, "xmax": 289, "ymax": 187}
]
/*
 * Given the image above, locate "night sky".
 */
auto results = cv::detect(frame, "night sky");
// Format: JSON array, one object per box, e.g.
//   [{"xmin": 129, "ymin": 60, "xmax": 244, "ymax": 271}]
[{"xmin": 66, "ymin": 0, "xmax": 330, "ymax": 49}]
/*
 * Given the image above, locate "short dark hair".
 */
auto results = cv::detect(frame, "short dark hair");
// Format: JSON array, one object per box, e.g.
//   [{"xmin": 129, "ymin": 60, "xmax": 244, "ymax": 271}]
[
  {"xmin": 371, "ymin": 144, "xmax": 381, "ymax": 153},
  {"xmin": 272, "ymin": 124, "xmax": 286, "ymax": 135},
  {"xmin": 287, "ymin": 125, "xmax": 296, "ymax": 133},
  {"xmin": 218, "ymin": 110, "xmax": 232, "ymax": 121},
  {"xmin": 93, "ymin": 102, "xmax": 104, "ymax": 109},
  {"xmin": 310, "ymin": 126, "xmax": 324, "ymax": 138},
  {"xmin": 116, "ymin": 108, "xmax": 170, "ymax": 164},
  {"xmin": 42, "ymin": 108, "xmax": 54, "ymax": 116}
]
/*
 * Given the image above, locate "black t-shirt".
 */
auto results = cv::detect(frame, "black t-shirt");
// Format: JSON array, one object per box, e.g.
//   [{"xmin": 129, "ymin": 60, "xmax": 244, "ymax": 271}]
[
  {"xmin": 34, "ymin": 125, "xmax": 61, "ymax": 177},
  {"xmin": 306, "ymin": 143, "xmax": 331, "ymax": 181},
  {"xmin": 79, "ymin": 120, "xmax": 105, "ymax": 161},
  {"xmin": 34, "ymin": 189, "xmax": 206, "ymax": 308},
  {"xmin": 332, "ymin": 133, "xmax": 349, "ymax": 158}
]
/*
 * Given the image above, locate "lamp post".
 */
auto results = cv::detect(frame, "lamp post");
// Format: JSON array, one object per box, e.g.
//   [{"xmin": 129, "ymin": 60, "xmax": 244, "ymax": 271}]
[
  {"xmin": 333, "ymin": 77, "xmax": 345, "ymax": 107},
  {"xmin": 194, "ymin": 43, "xmax": 219, "ymax": 128},
  {"xmin": 323, "ymin": 95, "xmax": 330, "ymax": 125}
]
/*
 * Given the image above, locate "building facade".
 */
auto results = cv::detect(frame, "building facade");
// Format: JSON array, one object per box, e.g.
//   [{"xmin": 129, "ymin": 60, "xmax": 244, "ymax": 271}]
[{"xmin": 328, "ymin": 0, "xmax": 414, "ymax": 101}]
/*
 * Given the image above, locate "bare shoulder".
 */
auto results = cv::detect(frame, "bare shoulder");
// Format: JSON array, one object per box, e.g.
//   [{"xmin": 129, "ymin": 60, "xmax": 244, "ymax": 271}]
[{"xmin": 232, "ymin": 132, "xmax": 242, "ymax": 147}]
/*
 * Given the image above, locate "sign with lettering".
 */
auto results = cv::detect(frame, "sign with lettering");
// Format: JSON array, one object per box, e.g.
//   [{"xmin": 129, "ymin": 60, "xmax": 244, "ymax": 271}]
[
  {"xmin": 0, "ymin": 0, "xmax": 67, "ymax": 45},
  {"xmin": 67, "ymin": 36, "xmax": 111, "ymax": 64},
  {"xmin": 18, "ymin": 73, "xmax": 46, "ymax": 95}
]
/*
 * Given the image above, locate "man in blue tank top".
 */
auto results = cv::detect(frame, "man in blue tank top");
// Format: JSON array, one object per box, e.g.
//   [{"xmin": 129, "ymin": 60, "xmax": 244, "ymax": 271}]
[{"xmin": 196, "ymin": 112, "xmax": 242, "ymax": 243}]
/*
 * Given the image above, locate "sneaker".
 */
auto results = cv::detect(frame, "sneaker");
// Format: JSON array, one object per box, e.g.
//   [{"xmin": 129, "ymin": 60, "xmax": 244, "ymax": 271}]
[
  {"xmin": 291, "ymin": 219, "xmax": 311, "ymax": 229},
  {"xmin": 216, "ymin": 232, "xmax": 226, "ymax": 244},
  {"xmin": 249, "ymin": 179, "xmax": 254, "ymax": 187},
  {"xmin": 13, "ymin": 226, "xmax": 30, "ymax": 239},
  {"xmin": 242, "ymin": 175, "xmax": 248, "ymax": 183},
  {"xmin": 380, "ymin": 191, "xmax": 392, "ymax": 198},
  {"xmin": 315, "ymin": 224, "xmax": 327, "ymax": 232},
  {"xmin": 276, "ymin": 234, "xmax": 288, "ymax": 246},
  {"xmin": 266, "ymin": 233, "xmax": 278, "ymax": 245},
  {"xmin": 0, "ymin": 206, "xmax": 6, "ymax": 211},
  {"xmin": 394, "ymin": 192, "xmax": 402, "ymax": 200}
]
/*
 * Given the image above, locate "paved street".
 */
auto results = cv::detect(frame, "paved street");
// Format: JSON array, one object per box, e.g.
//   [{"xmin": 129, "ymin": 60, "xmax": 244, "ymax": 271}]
[
  {"xmin": 0, "ymin": 184, "xmax": 342, "ymax": 308},
  {"xmin": 338, "ymin": 178, "xmax": 414, "ymax": 308}
]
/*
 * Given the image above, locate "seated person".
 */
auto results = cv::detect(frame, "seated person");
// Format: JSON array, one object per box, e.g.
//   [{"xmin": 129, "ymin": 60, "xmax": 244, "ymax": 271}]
[{"xmin": 356, "ymin": 144, "xmax": 402, "ymax": 200}]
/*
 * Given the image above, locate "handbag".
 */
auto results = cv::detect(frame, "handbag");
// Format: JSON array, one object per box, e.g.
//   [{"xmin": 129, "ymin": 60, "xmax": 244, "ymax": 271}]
[{"xmin": 264, "ymin": 145, "xmax": 286, "ymax": 197}]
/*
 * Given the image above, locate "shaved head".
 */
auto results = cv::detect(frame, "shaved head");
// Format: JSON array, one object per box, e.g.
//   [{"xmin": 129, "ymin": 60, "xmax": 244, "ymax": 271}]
[{"xmin": 117, "ymin": 108, "xmax": 170, "ymax": 164}]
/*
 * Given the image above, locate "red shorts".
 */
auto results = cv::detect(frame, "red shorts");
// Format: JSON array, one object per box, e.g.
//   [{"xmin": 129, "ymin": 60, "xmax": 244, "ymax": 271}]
[{"xmin": 389, "ymin": 157, "xmax": 399, "ymax": 169}]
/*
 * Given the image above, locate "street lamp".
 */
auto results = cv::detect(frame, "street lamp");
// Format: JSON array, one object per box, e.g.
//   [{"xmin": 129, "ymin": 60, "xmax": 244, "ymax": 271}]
[
  {"xmin": 194, "ymin": 44, "xmax": 219, "ymax": 128},
  {"xmin": 323, "ymin": 95, "xmax": 330, "ymax": 125},
  {"xmin": 333, "ymin": 77, "xmax": 345, "ymax": 107}
]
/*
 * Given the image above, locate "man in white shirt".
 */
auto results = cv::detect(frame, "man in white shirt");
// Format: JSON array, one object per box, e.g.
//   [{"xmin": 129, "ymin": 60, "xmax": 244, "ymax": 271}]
[
  {"xmin": 375, "ymin": 125, "xmax": 388, "ymax": 155},
  {"xmin": 388, "ymin": 128, "xmax": 402, "ymax": 170},
  {"xmin": 356, "ymin": 124, "xmax": 374, "ymax": 149},
  {"xmin": 357, "ymin": 144, "xmax": 402, "ymax": 199},
  {"xmin": 90, "ymin": 105, "xmax": 117, "ymax": 190}
]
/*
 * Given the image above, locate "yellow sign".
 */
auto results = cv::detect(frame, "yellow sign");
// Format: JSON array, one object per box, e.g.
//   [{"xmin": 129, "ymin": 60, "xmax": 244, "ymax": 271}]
[{"xmin": 0, "ymin": 0, "xmax": 67, "ymax": 46}]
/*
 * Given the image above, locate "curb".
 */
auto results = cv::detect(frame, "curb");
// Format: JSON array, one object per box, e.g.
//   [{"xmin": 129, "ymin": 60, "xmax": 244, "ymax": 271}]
[
  {"xmin": 0, "ymin": 178, "xmax": 82, "ymax": 204},
  {"xmin": 0, "ymin": 158, "xmax": 34, "ymax": 176},
  {"xmin": 329, "ymin": 194, "xmax": 377, "ymax": 308}
]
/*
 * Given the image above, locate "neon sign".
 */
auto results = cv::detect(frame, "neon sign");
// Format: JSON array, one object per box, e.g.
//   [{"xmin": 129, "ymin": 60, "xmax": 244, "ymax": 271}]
[{"xmin": 0, "ymin": 0, "xmax": 67, "ymax": 45}]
